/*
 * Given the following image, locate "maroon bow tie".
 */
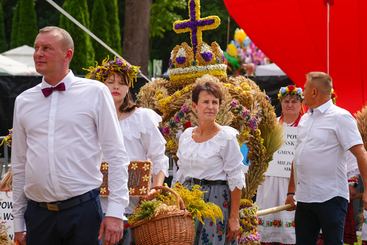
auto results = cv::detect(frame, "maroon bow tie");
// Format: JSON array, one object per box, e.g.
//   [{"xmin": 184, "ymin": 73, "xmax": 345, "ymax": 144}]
[{"xmin": 41, "ymin": 82, "xmax": 66, "ymax": 97}]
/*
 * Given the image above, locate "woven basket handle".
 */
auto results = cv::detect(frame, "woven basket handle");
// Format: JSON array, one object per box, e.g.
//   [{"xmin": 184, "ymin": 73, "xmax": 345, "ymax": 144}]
[{"xmin": 151, "ymin": 186, "xmax": 186, "ymax": 210}]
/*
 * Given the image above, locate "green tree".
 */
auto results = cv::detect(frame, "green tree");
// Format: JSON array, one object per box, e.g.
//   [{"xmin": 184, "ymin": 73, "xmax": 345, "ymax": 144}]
[
  {"xmin": 150, "ymin": 0, "xmax": 186, "ymax": 38},
  {"xmin": 10, "ymin": 3, "xmax": 20, "ymax": 49},
  {"xmin": 10, "ymin": 0, "xmax": 38, "ymax": 48},
  {"xmin": 104, "ymin": 0, "xmax": 121, "ymax": 55},
  {"xmin": 0, "ymin": 0, "xmax": 7, "ymax": 52},
  {"xmin": 90, "ymin": 0, "xmax": 110, "ymax": 62},
  {"xmin": 59, "ymin": 0, "xmax": 94, "ymax": 74}
]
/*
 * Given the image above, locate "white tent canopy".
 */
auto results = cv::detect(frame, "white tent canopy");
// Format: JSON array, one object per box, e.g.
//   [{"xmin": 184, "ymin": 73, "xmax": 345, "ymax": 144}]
[
  {"xmin": 2, "ymin": 45, "xmax": 36, "ymax": 68},
  {"xmin": 0, "ymin": 54, "xmax": 39, "ymax": 76},
  {"xmin": 255, "ymin": 63, "xmax": 286, "ymax": 76}
]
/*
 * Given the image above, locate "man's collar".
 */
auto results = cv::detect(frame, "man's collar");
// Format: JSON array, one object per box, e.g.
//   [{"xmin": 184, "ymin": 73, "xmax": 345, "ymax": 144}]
[
  {"xmin": 312, "ymin": 99, "xmax": 333, "ymax": 114},
  {"xmin": 41, "ymin": 70, "xmax": 74, "ymax": 90}
]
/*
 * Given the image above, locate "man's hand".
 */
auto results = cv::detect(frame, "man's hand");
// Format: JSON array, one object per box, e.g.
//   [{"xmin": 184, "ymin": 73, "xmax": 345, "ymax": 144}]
[
  {"xmin": 98, "ymin": 216, "xmax": 124, "ymax": 245},
  {"xmin": 14, "ymin": 231, "xmax": 26, "ymax": 245},
  {"xmin": 226, "ymin": 216, "xmax": 240, "ymax": 242},
  {"xmin": 285, "ymin": 194, "xmax": 296, "ymax": 211}
]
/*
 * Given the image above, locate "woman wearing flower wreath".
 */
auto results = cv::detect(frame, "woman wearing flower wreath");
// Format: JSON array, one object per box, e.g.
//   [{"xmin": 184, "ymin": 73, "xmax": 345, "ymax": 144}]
[
  {"xmin": 86, "ymin": 57, "xmax": 169, "ymax": 245},
  {"xmin": 256, "ymin": 85, "xmax": 304, "ymax": 245},
  {"xmin": 176, "ymin": 74, "xmax": 246, "ymax": 245}
]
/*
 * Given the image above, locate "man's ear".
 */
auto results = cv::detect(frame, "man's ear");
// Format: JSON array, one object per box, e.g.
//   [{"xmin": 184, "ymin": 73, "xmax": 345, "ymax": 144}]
[
  {"xmin": 312, "ymin": 87, "xmax": 318, "ymax": 97},
  {"xmin": 65, "ymin": 48, "xmax": 73, "ymax": 60}
]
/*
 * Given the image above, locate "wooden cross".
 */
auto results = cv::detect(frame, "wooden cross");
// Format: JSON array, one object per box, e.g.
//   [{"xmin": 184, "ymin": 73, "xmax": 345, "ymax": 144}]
[{"xmin": 173, "ymin": 0, "xmax": 220, "ymax": 57}]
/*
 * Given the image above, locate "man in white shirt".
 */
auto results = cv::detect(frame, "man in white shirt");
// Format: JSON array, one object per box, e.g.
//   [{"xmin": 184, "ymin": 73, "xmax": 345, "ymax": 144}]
[
  {"xmin": 285, "ymin": 71, "xmax": 367, "ymax": 245},
  {"xmin": 11, "ymin": 26, "xmax": 129, "ymax": 245}
]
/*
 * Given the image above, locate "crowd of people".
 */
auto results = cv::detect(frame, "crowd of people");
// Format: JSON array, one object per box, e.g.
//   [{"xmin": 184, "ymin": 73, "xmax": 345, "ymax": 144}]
[{"xmin": 7, "ymin": 25, "xmax": 367, "ymax": 245}]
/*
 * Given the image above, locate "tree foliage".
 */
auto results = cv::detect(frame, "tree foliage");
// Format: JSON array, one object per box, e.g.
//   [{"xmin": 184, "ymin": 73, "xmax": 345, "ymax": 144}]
[
  {"xmin": 9, "ymin": 2, "xmax": 19, "ymax": 48},
  {"xmin": 90, "ymin": 0, "xmax": 110, "ymax": 62},
  {"xmin": 104, "ymin": 0, "xmax": 121, "ymax": 55},
  {"xmin": 59, "ymin": 0, "xmax": 94, "ymax": 74},
  {"xmin": 10, "ymin": 0, "xmax": 37, "ymax": 48},
  {"xmin": 0, "ymin": 1, "xmax": 7, "ymax": 52},
  {"xmin": 150, "ymin": 0, "xmax": 186, "ymax": 38}
]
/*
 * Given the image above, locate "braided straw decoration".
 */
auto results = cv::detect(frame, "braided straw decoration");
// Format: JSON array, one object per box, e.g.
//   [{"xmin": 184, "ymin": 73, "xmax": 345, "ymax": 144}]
[{"xmin": 355, "ymin": 104, "xmax": 367, "ymax": 150}]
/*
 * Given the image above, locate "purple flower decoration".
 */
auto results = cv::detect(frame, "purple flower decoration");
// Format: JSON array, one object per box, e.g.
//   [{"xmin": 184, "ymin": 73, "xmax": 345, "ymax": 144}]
[
  {"xmin": 174, "ymin": 115, "xmax": 180, "ymax": 123},
  {"xmin": 248, "ymin": 117, "xmax": 258, "ymax": 130},
  {"xmin": 241, "ymin": 109, "xmax": 249, "ymax": 118},
  {"xmin": 115, "ymin": 58, "xmax": 123, "ymax": 66},
  {"xmin": 180, "ymin": 104, "xmax": 190, "ymax": 113},
  {"xmin": 201, "ymin": 52, "xmax": 212, "ymax": 62},
  {"xmin": 230, "ymin": 99, "xmax": 238, "ymax": 108},
  {"xmin": 161, "ymin": 127, "xmax": 170, "ymax": 136},
  {"xmin": 176, "ymin": 56, "xmax": 186, "ymax": 64}
]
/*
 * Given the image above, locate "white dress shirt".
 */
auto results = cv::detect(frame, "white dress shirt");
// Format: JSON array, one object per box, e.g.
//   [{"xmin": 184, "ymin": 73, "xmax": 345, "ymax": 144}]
[
  {"xmin": 294, "ymin": 100, "xmax": 363, "ymax": 202},
  {"xmin": 176, "ymin": 125, "xmax": 245, "ymax": 191},
  {"xmin": 11, "ymin": 71, "xmax": 130, "ymax": 232},
  {"xmin": 101, "ymin": 107, "xmax": 169, "ymax": 214}
]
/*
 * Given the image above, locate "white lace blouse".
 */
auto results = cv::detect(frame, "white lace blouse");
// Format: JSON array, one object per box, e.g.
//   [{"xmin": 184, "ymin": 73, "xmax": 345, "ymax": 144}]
[
  {"xmin": 121, "ymin": 107, "xmax": 169, "ymax": 177},
  {"xmin": 176, "ymin": 125, "xmax": 246, "ymax": 191}
]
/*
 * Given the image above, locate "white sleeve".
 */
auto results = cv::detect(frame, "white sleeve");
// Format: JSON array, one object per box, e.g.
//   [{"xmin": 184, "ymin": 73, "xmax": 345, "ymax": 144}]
[
  {"xmin": 220, "ymin": 128, "xmax": 246, "ymax": 191},
  {"xmin": 11, "ymin": 97, "xmax": 28, "ymax": 232},
  {"xmin": 140, "ymin": 112, "xmax": 169, "ymax": 177},
  {"xmin": 96, "ymin": 86, "xmax": 129, "ymax": 218}
]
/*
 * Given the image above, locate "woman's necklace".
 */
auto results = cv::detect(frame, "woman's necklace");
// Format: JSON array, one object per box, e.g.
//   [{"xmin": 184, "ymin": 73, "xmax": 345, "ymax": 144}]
[{"xmin": 280, "ymin": 114, "xmax": 301, "ymax": 127}]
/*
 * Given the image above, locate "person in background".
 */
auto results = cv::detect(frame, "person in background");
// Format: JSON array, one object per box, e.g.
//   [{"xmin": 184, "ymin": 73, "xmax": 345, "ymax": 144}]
[
  {"xmin": 285, "ymin": 71, "xmax": 367, "ymax": 245},
  {"xmin": 257, "ymin": 85, "xmax": 304, "ymax": 245},
  {"xmin": 11, "ymin": 26, "xmax": 129, "ymax": 245},
  {"xmin": 176, "ymin": 74, "xmax": 245, "ymax": 245},
  {"xmin": 86, "ymin": 57, "xmax": 169, "ymax": 245}
]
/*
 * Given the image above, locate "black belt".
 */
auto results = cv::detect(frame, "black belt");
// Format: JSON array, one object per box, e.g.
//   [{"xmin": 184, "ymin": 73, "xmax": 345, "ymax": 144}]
[
  {"xmin": 30, "ymin": 189, "xmax": 99, "ymax": 212},
  {"xmin": 191, "ymin": 178, "xmax": 227, "ymax": 186}
]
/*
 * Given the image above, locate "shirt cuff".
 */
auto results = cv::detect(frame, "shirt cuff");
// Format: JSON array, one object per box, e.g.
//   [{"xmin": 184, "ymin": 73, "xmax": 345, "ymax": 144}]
[
  {"xmin": 105, "ymin": 201, "xmax": 125, "ymax": 220},
  {"xmin": 227, "ymin": 173, "xmax": 246, "ymax": 191},
  {"xmin": 14, "ymin": 217, "xmax": 26, "ymax": 233},
  {"xmin": 152, "ymin": 157, "xmax": 169, "ymax": 177}
]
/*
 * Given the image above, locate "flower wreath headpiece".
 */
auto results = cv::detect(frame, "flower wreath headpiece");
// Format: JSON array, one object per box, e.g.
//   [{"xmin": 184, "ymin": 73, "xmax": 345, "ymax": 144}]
[
  {"xmin": 277, "ymin": 85, "xmax": 303, "ymax": 101},
  {"xmin": 85, "ymin": 56, "xmax": 140, "ymax": 87}
]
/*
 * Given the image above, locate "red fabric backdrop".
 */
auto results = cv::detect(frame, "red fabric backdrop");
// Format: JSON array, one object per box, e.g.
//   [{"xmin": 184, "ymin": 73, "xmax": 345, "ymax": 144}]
[{"xmin": 224, "ymin": 0, "xmax": 367, "ymax": 113}]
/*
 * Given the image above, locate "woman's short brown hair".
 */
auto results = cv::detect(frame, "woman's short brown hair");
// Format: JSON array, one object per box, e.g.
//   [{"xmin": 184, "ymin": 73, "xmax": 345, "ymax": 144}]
[{"xmin": 192, "ymin": 74, "xmax": 223, "ymax": 104}]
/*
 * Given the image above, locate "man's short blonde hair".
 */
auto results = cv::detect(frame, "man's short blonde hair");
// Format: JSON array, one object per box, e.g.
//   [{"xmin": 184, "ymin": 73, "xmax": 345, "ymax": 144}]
[
  {"xmin": 39, "ymin": 26, "xmax": 74, "ymax": 51},
  {"xmin": 306, "ymin": 71, "xmax": 333, "ymax": 95}
]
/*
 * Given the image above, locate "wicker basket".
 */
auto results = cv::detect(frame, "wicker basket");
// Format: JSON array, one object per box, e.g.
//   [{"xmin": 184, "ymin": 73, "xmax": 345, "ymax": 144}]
[{"xmin": 130, "ymin": 186, "xmax": 195, "ymax": 245}]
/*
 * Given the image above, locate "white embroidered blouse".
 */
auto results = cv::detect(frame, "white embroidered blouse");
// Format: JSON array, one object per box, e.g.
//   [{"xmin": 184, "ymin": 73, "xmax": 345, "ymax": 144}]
[{"xmin": 176, "ymin": 125, "xmax": 246, "ymax": 191}]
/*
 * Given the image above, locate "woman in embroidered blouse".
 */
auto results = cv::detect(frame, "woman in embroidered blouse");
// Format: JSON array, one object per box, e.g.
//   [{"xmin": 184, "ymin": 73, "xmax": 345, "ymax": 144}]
[
  {"xmin": 86, "ymin": 57, "xmax": 169, "ymax": 245},
  {"xmin": 176, "ymin": 74, "xmax": 245, "ymax": 245}
]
